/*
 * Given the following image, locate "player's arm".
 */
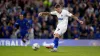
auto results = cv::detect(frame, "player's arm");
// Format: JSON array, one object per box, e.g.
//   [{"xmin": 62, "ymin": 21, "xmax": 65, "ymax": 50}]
[
  {"xmin": 71, "ymin": 15, "xmax": 83, "ymax": 24},
  {"xmin": 39, "ymin": 12, "xmax": 51, "ymax": 16},
  {"xmin": 39, "ymin": 11, "xmax": 56, "ymax": 16},
  {"xmin": 65, "ymin": 10, "xmax": 83, "ymax": 24},
  {"xmin": 14, "ymin": 20, "xmax": 19, "ymax": 28},
  {"xmin": 13, "ymin": 20, "xmax": 19, "ymax": 31}
]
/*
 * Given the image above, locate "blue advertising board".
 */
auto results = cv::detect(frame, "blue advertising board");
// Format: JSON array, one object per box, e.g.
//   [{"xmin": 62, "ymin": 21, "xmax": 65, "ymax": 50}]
[{"xmin": 0, "ymin": 39, "xmax": 100, "ymax": 46}]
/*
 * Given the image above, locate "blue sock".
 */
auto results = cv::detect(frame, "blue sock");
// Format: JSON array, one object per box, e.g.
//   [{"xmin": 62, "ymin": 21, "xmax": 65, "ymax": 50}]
[{"xmin": 53, "ymin": 37, "xmax": 59, "ymax": 48}]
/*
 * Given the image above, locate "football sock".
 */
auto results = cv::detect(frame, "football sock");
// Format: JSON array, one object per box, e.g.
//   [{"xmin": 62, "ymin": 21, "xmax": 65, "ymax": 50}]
[
  {"xmin": 22, "ymin": 37, "xmax": 29, "ymax": 43},
  {"xmin": 53, "ymin": 37, "xmax": 59, "ymax": 48},
  {"xmin": 22, "ymin": 38, "xmax": 26, "ymax": 43}
]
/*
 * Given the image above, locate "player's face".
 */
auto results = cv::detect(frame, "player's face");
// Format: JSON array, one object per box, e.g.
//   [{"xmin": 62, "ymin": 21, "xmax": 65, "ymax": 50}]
[
  {"xmin": 19, "ymin": 15, "xmax": 24, "ymax": 20},
  {"xmin": 55, "ymin": 7, "xmax": 62, "ymax": 13}
]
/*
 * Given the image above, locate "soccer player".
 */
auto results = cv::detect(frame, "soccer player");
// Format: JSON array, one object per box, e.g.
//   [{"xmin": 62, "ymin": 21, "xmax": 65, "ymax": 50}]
[
  {"xmin": 39, "ymin": 4, "xmax": 83, "ymax": 52},
  {"xmin": 14, "ymin": 14, "xmax": 30, "ymax": 46}
]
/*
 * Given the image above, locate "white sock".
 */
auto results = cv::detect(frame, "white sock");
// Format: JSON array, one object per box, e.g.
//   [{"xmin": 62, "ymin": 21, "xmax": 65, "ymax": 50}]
[
  {"xmin": 50, "ymin": 43, "xmax": 54, "ymax": 47},
  {"xmin": 25, "ymin": 40, "xmax": 30, "ymax": 46},
  {"xmin": 43, "ymin": 42, "xmax": 50, "ymax": 46},
  {"xmin": 43, "ymin": 42, "xmax": 54, "ymax": 47}
]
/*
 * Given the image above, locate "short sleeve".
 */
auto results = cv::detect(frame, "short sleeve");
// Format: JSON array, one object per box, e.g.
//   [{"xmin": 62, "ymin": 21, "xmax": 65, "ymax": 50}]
[
  {"xmin": 66, "ymin": 10, "xmax": 73, "ymax": 17},
  {"xmin": 15, "ymin": 20, "xmax": 19, "ymax": 25},
  {"xmin": 50, "ymin": 11, "xmax": 57, "ymax": 15}
]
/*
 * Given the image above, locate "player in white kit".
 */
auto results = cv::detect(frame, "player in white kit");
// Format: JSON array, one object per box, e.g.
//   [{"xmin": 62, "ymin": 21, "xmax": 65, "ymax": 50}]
[{"xmin": 39, "ymin": 4, "xmax": 83, "ymax": 52}]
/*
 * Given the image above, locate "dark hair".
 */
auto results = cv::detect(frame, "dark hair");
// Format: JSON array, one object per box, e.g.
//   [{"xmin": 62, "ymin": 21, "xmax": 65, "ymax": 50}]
[{"xmin": 54, "ymin": 4, "xmax": 61, "ymax": 8}]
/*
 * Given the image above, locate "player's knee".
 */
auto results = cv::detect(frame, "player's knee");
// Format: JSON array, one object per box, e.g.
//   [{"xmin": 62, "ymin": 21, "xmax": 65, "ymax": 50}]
[{"xmin": 54, "ymin": 33, "xmax": 60, "ymax": 38}]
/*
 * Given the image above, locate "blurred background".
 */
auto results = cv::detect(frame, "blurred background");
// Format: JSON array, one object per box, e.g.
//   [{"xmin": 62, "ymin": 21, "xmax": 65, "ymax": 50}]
[{"xmin": 0, "ymin": 0, "xmax": 100, "ymax": 39}]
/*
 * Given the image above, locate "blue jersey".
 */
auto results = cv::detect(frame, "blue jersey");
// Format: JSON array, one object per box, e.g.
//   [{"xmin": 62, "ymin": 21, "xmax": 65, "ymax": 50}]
[
  {"xmin": 14, "ymin": 18, "xmax": 30, "ymax": 30},
  {"xmin": 25, "ymin": 18, "xmax": 33, "ymax": 28},
  {"xmin": 28, "ymin": 19, "xmax": 33, "ymax": 28}
]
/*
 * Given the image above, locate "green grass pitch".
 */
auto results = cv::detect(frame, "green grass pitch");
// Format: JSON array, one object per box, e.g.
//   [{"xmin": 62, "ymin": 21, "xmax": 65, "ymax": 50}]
[{"xmin": 0, "ymin": 46, "xmax": 100, "ymax": 56}]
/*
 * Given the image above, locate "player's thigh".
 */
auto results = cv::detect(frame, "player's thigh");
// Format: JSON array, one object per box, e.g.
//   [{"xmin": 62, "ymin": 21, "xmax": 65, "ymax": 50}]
[
  {"xmin": 54, "ymin": 26, "xmax": 67, "ymax": 37},
  {"xmin": 20, "ymin": 30, "xmax": 28, "ymax": 37},
  {"xmin": 60, "ymin": 26, "xmax": 67, "ymax": 34}
]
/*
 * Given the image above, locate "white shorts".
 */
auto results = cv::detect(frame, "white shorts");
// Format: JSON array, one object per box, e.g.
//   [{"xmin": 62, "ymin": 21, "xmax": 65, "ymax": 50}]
[{"xmin": 54, "ymin": 24, "xmax": 67, "ymax": 35}]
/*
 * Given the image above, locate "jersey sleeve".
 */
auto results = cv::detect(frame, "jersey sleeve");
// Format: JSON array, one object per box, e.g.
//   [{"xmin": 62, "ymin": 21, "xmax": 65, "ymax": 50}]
[
  {"xmin": 66, "ymin": 10, "xmax": 73, "ymax": 17},
  {"xmin": 14, "ymin": 20, "xmax": 19, "ymax": 28},
  {"xmin": 50, "ymin": 11, "xmax": 56, "ymax": 15}
]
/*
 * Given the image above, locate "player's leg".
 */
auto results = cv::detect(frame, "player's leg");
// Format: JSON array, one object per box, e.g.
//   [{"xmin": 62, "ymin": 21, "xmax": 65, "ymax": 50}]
[
  {"xmin": 51, "ymin": 33, "xmax": 60, "ymax": 52},
  {"xmin": 44, "ymin": 27, "xmax": 61, "ymax": 51},
  {"xmin": 20, "ymin": 30, "xmax": 30, "ymax": 46},
  {"xmin": 51, "ymin": 25, "xmax": 67, "ymax": 52},
  {"xmin": 20, "ymin": 30, "xmax": 26, "ymax": 43},
  {"xmin": 24, "ymin": 31, "xmax": 30, "ymax": 46},
  {"xmin": 44, "ymin": 24, "xmax": 67, "ymax": 52},
  {"xmin": 44, "ymin": 27, "xmax": 60, "ymax": 49}
]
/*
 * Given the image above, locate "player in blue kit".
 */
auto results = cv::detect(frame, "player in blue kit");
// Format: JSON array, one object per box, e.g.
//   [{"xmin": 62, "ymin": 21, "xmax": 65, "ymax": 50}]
[{"xmin": 14, "ymin": 14, "xmax": 30, "ymax": 46}]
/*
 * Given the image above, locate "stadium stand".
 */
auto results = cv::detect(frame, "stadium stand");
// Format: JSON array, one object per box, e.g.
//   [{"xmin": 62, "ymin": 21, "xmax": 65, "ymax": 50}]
[{"xmin": 0, "ymin": 0, "xmax": 100, "ymax": 39}]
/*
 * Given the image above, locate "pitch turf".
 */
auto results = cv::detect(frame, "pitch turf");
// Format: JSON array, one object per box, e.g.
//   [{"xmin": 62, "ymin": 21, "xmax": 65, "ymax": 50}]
[{"xmin": 0, "ymin": 46, "xmax": 100, "ymax": 56}]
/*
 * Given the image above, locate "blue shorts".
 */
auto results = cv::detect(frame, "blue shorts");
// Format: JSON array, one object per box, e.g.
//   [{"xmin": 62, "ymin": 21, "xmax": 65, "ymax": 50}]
[{"xmin": 20, "ymin": 30, "xmax": 28, "ymax": 39}]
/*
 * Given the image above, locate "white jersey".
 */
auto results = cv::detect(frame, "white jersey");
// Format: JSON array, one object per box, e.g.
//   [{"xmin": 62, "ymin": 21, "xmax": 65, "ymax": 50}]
[
  {"xmin": 50, "ymin": 9, "xmax": 73, "ymax": 35},
  {"xmin": 50, "ymin": 9, "xmax": 72, "ymax": 26}
]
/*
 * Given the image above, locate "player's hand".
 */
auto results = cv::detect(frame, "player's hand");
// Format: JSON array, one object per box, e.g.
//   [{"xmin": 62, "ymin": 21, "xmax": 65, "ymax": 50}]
[
  {"xmin": 38, "ymin": 12, "xmax": 42, "ymax": 16},
  {"xmin": 79, "ymin": 20, "xmax": 84, "ymax": 24}
]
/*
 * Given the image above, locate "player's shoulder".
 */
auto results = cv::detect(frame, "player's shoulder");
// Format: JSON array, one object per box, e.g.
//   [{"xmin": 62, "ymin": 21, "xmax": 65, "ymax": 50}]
[
  {"xmin": 62, "ymin": 9, "xmax": 68, "ymax": 12},
  {"xmin": 51, "ymin": 11, "xmax": 57, "ymax": 13},
  {"xmin": 50, "ymin": 10, "xmax": 57, "ymax": 15}
]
